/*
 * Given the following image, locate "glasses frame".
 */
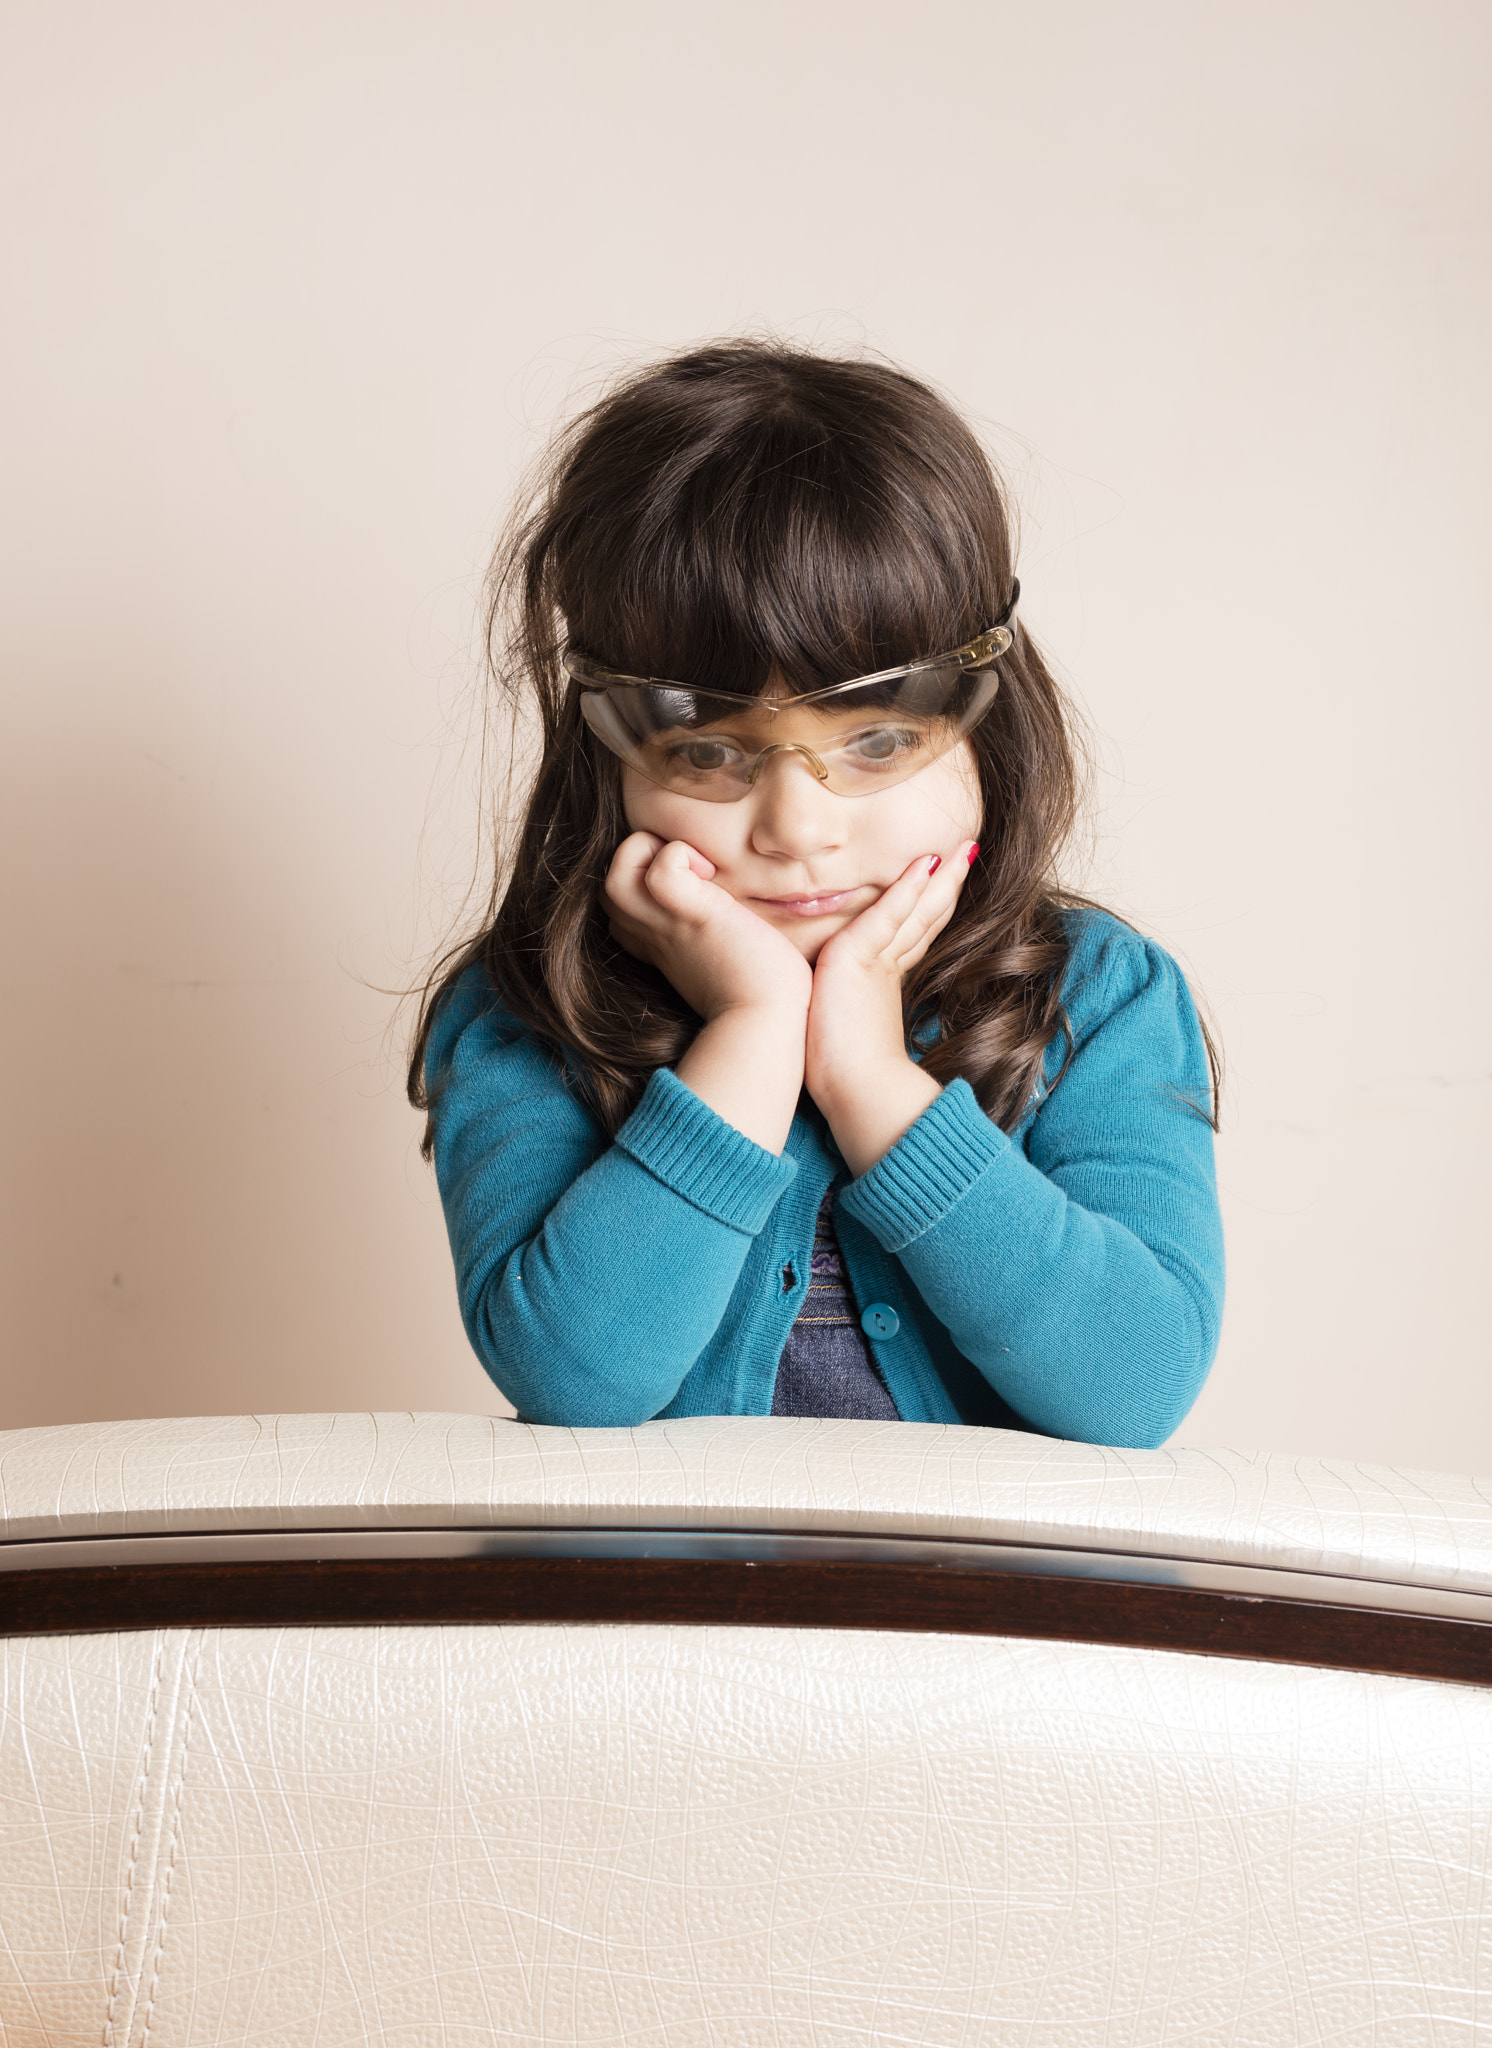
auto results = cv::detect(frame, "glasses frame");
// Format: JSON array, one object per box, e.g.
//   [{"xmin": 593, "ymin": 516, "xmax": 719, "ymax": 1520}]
[
  {"xmin": 563, "ymin": 618, "xmax": 1019, "ymax": 799},
  {"xmin": 561, "ymin": 621, "xmax": 1016, "ymax": 712}
]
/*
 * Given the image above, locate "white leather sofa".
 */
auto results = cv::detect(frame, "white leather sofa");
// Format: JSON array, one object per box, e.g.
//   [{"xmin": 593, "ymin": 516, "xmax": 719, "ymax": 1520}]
[{"xmin": 2, "ymin": 1411, "xmax": 1490, "ymax": 2046}]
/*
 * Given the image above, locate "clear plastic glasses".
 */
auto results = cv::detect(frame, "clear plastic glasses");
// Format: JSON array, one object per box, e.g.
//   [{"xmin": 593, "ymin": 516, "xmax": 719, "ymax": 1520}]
[{"xmin": 566, "ymin": 619, "xmax": 1016, "ymax": 802}]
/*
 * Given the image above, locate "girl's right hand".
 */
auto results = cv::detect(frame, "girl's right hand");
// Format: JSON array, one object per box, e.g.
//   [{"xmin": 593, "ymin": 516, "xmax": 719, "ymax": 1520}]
[{"xmin": 604, "ymin": 832, "xmax": 813, "ymax": 1022}]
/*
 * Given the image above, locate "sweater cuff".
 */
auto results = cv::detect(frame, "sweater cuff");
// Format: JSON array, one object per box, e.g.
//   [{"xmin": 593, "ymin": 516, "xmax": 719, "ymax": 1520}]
[
  {"xmin": 616, "ymin": 1066, "xmax": 798, "ymax": 1235},
  {"xmin": 838, "ymin": 1077, "xmax": 1009, "ymax": 1251}
]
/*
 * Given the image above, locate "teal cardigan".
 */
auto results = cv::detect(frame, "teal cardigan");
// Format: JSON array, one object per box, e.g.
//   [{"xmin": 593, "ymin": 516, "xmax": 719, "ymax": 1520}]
[{"xmin": 426, "ymin": 910, "xmax": 1224, "ymax": 1447}]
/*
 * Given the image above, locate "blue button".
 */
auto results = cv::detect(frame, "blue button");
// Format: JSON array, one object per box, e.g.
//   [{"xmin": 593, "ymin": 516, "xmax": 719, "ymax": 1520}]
[{"xmin": 860, "ymin": 1303, "xmax": 900, "ymax": 1340}]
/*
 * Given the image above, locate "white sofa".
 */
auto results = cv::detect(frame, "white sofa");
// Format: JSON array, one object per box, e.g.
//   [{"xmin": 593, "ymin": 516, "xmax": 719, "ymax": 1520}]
[{"xmin": 2, "ymin": 1411, "xmax": 1491, "ymax": 2046}]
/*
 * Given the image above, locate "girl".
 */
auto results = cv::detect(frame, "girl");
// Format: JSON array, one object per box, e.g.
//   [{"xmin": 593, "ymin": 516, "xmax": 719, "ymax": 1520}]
[{"xmin": 410, "ymin": 340, "xmax": 1224, "ymax": 1448}]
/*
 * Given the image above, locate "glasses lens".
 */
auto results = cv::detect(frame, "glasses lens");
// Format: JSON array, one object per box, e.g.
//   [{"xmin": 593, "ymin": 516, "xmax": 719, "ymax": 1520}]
[
  {"xmin": 579, "ymin": 687, "xmax": 759, "ymax": 798},
  {"xmin": 815, "ymin": 663, "xmax": 1002, "ymax": 794}
]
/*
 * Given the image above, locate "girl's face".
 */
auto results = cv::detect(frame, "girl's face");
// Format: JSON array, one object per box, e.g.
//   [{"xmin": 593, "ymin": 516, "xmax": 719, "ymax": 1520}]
[{"xmin": 621, "ymin": 694, "xmax": 984, "ymax": 965}]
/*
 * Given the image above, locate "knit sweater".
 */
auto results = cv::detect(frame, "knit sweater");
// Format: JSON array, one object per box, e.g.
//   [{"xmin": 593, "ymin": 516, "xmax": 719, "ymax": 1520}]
[{"xmin": 425, "ymin": 909, "xmax": 1225, "ymax": 1447}]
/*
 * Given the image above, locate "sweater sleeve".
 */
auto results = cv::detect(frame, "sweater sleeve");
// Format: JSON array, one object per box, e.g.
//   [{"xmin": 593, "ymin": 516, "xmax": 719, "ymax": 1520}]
[
  {"xmin": 426, "ymin": 971, "xmax": 797, "ymax": 1425},
  {"xmin": 837, "ymin": 919, "xmax": 1224, "ymax": 1447}
]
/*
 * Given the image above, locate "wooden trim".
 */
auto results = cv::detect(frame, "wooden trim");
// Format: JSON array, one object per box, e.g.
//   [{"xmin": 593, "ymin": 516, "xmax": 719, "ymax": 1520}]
[{"xmin": 4, "ymin": 1555, "xmax": 1491, "ymax": 1686}]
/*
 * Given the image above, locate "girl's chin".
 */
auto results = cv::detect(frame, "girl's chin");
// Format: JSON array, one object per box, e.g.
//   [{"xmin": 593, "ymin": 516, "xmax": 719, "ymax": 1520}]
[
  {"xmin": 739, "ymin": 894, "xmax": 863, "ymax": 963},
  {"xmin": 783, "ymin": 918, "xmax": 854, "ymax": 966}
]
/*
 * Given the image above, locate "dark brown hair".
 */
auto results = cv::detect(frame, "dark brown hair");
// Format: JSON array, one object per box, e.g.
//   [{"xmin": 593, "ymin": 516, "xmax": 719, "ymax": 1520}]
[{"xmin": 409, "ymin": 339, "xmax": 1220, "ymax": 1146}]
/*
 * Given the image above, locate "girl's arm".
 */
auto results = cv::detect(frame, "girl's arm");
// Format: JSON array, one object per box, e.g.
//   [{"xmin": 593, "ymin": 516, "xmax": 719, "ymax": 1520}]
[
  {"xmin": 605, "ymin": 831, "xmax": 811, "ymax": 1154},
  {"xmin": 805, "ymin": 847, "xmax": 971, "ymax": 1174},
  {"xmin": 427, "ymin": 975, "xmax": 800, "ymax": 1425},
  {"xmin": 430, "ymin": 834, "xmax": 816, "ymax": 1427},
  {"xmin": 832, "ymin": 919, "xmax": 1225, "ymax": 1448}
]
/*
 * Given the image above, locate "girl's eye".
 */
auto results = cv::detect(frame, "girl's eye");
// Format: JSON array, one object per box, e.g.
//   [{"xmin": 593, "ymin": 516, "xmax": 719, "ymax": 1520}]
[
  {"xmin": 845, "ymin": 725, "xmax": 924, "ymax": 766},
  {"xmin": 667, "ymin": 737, "xmax": 746, "ymax": 774}
]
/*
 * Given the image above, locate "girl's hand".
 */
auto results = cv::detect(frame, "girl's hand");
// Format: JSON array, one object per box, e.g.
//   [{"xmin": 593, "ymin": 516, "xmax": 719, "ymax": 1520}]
[
  {"xmin": 604, "ymin": 832, "xmax": 812, "ymax": 1153},
  {"xmin": 805, "ymin": 840, "xmax": 978, "ymax": 1176},
  {"xmin": 604, "ymin": 832, "xmax": 813, "ymax": 1022}
]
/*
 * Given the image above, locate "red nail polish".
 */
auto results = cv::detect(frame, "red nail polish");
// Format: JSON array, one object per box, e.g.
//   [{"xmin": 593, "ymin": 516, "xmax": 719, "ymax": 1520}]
[
  {"xmin": 966, "ymin": 843, "xmax": 980, "ymax": 865},
  {"xmin": 927, "ymin": 855, "xmax": 941, "ymax": 874}
]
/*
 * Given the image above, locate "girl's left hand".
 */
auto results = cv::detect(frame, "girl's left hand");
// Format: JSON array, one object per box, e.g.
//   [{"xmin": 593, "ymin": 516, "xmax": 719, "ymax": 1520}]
[{"xmin": 804, "ymin": 840, "xmax": 978, "ymax": 1177}]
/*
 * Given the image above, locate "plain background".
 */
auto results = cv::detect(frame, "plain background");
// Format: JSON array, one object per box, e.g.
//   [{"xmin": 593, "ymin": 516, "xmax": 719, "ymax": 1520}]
[{"xmin": 2, "ymin": 1, "xmax": 1488, "ymax": 1472}]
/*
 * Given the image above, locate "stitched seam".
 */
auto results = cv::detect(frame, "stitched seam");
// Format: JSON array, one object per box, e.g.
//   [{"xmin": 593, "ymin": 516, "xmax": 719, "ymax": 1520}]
[
  {"xmin": 102, "ymin": 1633, "xmax": 167, "ymax": 2048},
  {"xmin": 139, "ymin": 1634, "xmax": 200, "ymax": 2046}
]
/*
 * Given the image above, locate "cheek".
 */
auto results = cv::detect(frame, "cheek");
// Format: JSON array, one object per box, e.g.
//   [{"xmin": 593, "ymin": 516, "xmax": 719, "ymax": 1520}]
[
  {"xmin": 621, "ymin": 773, "xmax": 740, "ymax": 865},
  {"xmin": 939, "ymin": 741, "xmax": 985, "ymax": 839},
  {"xmin": 882, "ymin": 745, "xmax": 984, "ymax": 856}
]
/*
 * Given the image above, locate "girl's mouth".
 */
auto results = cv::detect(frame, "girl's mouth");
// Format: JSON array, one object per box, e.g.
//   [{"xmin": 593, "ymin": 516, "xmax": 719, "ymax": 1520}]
[{"xmin": 751, "ymin": 888, "xmax": 864, "ymax": 919}]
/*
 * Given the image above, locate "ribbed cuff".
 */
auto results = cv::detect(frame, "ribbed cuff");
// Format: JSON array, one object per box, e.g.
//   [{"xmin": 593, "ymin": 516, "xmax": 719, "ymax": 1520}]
[
  {"xmin": 616, "ymin": 1066, "xmax": 798, "ymax": 1235},
  {"xmin": 838, "ymin": 1077, "xmax": 1009, "ymax": 1251}
]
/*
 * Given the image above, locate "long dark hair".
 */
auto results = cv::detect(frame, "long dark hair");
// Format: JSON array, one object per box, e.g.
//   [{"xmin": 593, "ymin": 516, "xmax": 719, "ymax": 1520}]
[{"xmin": 409, "ymin": 339, "xmax": 1221, "ymax": 1146}]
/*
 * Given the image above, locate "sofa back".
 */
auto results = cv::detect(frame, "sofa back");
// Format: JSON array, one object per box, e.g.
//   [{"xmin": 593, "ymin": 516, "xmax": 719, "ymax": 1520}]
[{"xmin": 4, "ymin": 1413, "xmax": 1490, "ymax": 2045}]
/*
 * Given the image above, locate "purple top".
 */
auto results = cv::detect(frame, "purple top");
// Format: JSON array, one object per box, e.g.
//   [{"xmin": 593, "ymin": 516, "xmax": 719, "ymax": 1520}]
[{"xmin": 771, "ymin": 1189, "xmax": 900, "ymax": 1420}]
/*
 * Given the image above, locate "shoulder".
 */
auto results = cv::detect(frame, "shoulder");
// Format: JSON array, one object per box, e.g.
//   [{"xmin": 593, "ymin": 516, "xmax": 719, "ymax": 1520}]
[
  {"xmin": 425, "ymin": 958, "xmax": 515, "ymax": 1074},
  {"xmin": 1055, "ymin": 906, "xmax": 1201, "ymax": 1049},
  {"xmin": 424, "ymin": 958, "xmax": 584, "ymax": 1114}
]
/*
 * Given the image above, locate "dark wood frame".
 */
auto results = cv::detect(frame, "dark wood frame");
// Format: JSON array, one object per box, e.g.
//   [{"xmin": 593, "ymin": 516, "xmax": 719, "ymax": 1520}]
[{"xmin": 5, "ymin": 1556, "xmax": 1490, "ymax": 1687}]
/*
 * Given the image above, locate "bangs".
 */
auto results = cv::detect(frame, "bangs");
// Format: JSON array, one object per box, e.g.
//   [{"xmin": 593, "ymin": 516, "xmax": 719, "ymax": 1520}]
[{"xmin": 549, "ymin": 356, "xmax": 1009, "ymax": 701}]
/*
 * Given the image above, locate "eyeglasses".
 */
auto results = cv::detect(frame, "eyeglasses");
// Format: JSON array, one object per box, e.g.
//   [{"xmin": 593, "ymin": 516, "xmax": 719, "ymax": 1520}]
[{"xmin": 565, "ymin": 611, "xmax": 1017, "ymax": 803}]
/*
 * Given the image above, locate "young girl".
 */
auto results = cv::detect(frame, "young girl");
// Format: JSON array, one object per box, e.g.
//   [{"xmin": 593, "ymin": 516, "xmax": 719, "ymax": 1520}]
[{"xmin": 410, "ymin": 340, "xmax": 1224, "ymax": 1448}]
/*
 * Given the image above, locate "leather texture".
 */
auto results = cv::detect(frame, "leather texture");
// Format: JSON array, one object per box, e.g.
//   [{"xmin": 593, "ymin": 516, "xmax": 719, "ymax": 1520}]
[
  {"xmin": 3, "ymin": 1410, "xmax": 1491, "ymax": 1590},
  {"xmin": 4, "ymin": 1621, "xmax": 1490, "ymax": 2045},
  {"xmin": 4, "ymin": 1414, "xmax": 1491, "ymax": 2043}
]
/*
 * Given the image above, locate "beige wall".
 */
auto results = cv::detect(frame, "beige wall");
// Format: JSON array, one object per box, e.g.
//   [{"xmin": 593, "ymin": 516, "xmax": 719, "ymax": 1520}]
[{"xmin": 2, "ymin": 1, "xmax": 1487, "ymax": 1472}]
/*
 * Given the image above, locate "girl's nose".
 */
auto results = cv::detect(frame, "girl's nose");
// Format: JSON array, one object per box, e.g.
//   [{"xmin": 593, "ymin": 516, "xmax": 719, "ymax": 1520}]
[{"xmin": 745, "ymin": 749, "xmax": 848, "ymax": 858}]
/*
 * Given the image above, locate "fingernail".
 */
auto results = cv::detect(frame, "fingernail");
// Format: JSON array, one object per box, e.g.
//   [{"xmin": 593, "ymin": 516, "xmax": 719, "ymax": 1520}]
[
  {"xmin": 927, "ymin": 855, "xmax": 941, "ymax": 874},
  {"xmin": 966, "ymin": 843, "xmax": 980, "ymax": 866}
]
